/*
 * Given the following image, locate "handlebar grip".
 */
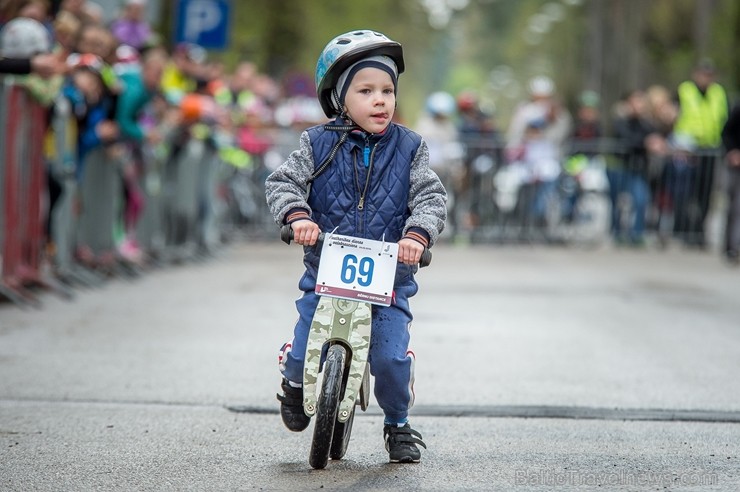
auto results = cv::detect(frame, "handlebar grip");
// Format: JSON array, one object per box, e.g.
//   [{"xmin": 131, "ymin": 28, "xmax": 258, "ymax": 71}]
[
  {"xmin": 281, "ymin": 224, "xmax": 325, "ymax": 245},
  {"xmin": 280, "ymin": 224, "xmax": 432, "ymax": 267},
  {"xmin": 280, "ymin": 224, "xmax": 293, "ymax": 244},
  {"xmin": 419, "ymin": 248, "xmax": 432, "ymax": 268}
]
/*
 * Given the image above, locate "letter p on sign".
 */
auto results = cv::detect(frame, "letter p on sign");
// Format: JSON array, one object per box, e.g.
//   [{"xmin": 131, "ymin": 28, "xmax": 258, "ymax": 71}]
[
  {"xmin": 185, "ymin": 0, "xmax": 221, "ymax": 40},
  {"xmin": 175, "ymin": 0, "xmax": 230, "ymax": 49}
]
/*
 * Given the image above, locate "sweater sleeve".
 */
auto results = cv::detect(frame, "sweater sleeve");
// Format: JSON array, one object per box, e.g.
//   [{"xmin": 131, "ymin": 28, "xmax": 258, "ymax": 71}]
[
  {"xmin": 404, "ymin": 138, "xmax": 447, "ymax": 246},
  {"xmin": 264, "ymin": 131, "xmax": 317, "ymax": 224}
]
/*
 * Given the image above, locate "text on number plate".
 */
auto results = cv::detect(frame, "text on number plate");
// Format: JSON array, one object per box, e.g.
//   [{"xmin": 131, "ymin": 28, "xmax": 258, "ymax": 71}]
[{"xmin": 315, "ymin": 234, "xmax": 398, "ymax": 306}]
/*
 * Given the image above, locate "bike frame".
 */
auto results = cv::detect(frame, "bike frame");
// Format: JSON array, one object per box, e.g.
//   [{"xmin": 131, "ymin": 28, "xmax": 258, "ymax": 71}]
[
  {"xmin": 280, "ymin": 224, "xmax": 429, "ymax": 429},
  {"xmin": 303, "ymin": 296, "xmax": 371, "ymax": 423}
]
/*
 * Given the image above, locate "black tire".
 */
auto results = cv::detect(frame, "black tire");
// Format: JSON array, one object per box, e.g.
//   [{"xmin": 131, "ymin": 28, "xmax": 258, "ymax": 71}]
[
  {"xmin": 309, "ymin": 344, "xmax": 346, "ymax": 469},
  {"xmin": 329, "ymin": 397, "xmax": 355, "ymax": 460}
]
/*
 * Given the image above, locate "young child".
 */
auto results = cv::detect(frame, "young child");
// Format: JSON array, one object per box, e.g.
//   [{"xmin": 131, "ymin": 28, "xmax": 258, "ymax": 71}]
[{"xmin": 265, "ymin": 30, "xmax": 447, "ymax": 463}]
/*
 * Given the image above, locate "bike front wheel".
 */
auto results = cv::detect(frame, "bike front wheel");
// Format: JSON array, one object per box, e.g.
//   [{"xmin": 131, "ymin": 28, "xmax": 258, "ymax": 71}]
[
  {"xmin": 309, "ymin": 344, "xmax": 346, "ymax": 469},
  {"xmin": 329, "ymin": 395, "xmax": 355, "ymax": 460}
]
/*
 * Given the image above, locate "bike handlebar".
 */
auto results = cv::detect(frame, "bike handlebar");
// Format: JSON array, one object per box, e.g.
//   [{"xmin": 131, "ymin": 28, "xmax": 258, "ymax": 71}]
[{"xmin": 280, "ymin": 224, "xmax": 432, "ymax": 268}]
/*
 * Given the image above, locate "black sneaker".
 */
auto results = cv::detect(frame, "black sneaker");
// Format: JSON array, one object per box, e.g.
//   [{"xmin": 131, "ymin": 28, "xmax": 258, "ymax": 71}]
[
  {"xmin": 276, "ymin": 378, "xmax": 310, "ymax": 432},
  {"xmin": 383, "ymin": 423, "xmax": 426, "ymax": 463}
]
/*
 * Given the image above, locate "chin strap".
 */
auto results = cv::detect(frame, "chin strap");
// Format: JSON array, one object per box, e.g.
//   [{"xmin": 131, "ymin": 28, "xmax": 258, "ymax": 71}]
[{"xmin": 332, "ymin": 88, "xmax": 342, "ymax": 115}]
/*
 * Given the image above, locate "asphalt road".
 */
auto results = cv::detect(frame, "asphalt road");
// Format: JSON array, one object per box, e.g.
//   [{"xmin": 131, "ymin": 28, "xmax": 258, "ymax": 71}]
[{"xmin": 1, "ymin": 242, "xmax": 739, "ymax": 491}]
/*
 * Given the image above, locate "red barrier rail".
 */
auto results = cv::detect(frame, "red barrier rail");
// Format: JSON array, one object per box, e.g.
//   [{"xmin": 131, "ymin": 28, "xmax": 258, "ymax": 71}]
[{"xmin": 1, "ymin": 84, "xmax": 64, "ymax": 307}]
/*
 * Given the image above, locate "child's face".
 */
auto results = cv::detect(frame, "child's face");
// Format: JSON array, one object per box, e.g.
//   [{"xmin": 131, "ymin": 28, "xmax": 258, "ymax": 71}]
[
  {"xmin": 56, "ymin": 29, "xmax": 76, "ymax": 51},
  {"xmin": 627, "ymin": 91, "xmax": 646, "ymax": 115},
  {"xmin": 142, "ymin": 57, "xmax": 165, "ymax": 91},
  {"xmin": 20, "ymin": 3, "xmax": 48, "ymax": 22},
  {"xmin": 124, "ymin": 3, "xmax": 145, "ymax": 21},
  {"xmin": 343, "ymin": 67, "xmax": 395, "ymax": 134},
  {"xmin": 77, "ymin": 27, "xmax": 112, "ymax": 59}
]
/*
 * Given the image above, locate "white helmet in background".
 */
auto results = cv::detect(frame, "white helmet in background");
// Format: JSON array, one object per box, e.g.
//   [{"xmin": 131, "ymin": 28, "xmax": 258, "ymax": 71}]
[
  {"xmin": 426, "ymin": 91, "xmax": 456, "ymax": 117},
  {"xmin": 0, "ymin": 17, "xmax": 51, "ymax": 58},
  {"xmin": 527, "ymin": 75, "xmax": 555, "ymax": 97}
]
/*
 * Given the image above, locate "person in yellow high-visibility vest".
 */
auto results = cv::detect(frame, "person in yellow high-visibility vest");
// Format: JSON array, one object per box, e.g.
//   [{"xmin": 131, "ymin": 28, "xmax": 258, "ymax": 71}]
[{"xmin": 673, "ymin": 60, "xmax": 729, "ymax": 247}]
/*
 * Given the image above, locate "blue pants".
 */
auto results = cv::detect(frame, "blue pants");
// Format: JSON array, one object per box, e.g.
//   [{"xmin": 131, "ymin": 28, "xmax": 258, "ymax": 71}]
[
  {"xmin": 607, "ymin": 169, "xmax": 650, "ymax": 242},
  {"xmin": 281, "ymin": 272, "xmax": 418, "ymax": 424},
  {"xmin": 530, "ymin": 179, "xmax": 558, "ymax": 220}
]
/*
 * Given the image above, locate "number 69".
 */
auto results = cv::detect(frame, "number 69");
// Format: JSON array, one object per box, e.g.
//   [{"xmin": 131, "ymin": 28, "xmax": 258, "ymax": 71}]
[{"xmin": 340, "ymin": 254, "xmax": 374, "ymax": 287}]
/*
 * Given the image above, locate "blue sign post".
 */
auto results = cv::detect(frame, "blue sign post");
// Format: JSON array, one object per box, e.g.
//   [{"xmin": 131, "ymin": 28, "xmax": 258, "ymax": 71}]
[{"xmin": 174, "ymin": 0, "xmax": 231, "ymax": 50}]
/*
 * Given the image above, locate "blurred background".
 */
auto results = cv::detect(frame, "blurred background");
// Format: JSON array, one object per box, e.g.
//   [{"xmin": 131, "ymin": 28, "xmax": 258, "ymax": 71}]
[
  {"xmin": 48, "ymin": 0, "xmax": 740, "ymax": 129},
  {"xmin": 2, "ymin": 0, "xmax": 740, "ymax": 307}
]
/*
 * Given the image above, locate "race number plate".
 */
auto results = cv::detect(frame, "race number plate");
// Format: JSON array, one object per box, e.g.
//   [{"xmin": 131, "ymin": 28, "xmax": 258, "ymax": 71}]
[{"xmin": 315, "ymin": 234, "xmax": 398, "ymax": 306}]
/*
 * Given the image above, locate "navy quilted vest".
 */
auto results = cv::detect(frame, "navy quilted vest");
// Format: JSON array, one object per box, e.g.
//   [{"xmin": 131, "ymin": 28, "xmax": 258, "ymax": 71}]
[{"xmin": 302, "ymin": 121, "xmax": 421, "ymax": 284}]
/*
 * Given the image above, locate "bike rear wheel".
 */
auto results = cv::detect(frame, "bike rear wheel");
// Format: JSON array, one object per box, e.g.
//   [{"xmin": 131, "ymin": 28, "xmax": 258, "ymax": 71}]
[{"xmin": 309, "ymin": 344, "xmax": 346, "ymax": 469}]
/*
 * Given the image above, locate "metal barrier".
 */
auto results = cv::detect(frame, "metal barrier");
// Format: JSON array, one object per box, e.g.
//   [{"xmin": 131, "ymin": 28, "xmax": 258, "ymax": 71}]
[
  {"xmin": 0, "ymin": 81, "xmax": 68, "ymax": 307},
  {"xmin": 217, "ymin": 128, "xmax": 727, "ymax": 249},
  {"xmin": 75, "ymin": 147, "xmax": 123, "ymax": 271},
  {"xmin": 440, "ymin": 134, "xmax": 609, "ymax": 245},
  {"xmin": 456, "ymin": 135, "xmax": 725, "ymax": 248},
  {"xmin": 135, "ymin": 144, "xmax": 166, "ymax": 259},
  {"xmin": 0, "ymin": 84, "xmax": 731, "ymax": 308},
  {"xmin": 160, "ymin": 126, "xmax": 210, "ymax": 261},
  {"xmin": 218, "ymin": 127, "xmax": 291, "ymax": 241},
  {"xmin": 0, "ymin": 77, "xmax": 283, "ymax": 308},
  {"xmin": 46, "ymin": 91, "xmax": 102, "ymax": 287}
]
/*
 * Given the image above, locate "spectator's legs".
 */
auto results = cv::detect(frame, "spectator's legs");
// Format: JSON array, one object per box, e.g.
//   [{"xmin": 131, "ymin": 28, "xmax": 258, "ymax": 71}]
[
  {"xmin": 46, "ymin": 165, "xmax": 63, "ymax": 247},
  {"xmin": 627, "ymin": 172, "xmax": 650, "ymax": 244},
  {"xmin": 687, "ymin": 153, "xmax": 716, "ymax": 247},
  {"xmin": 666, "ymin": 160, "xmax": 694, "ymax": 242},
  {"xmin": 607, "ymin": 168, "xmax": 625, "ymax": 240},
  {"xmin": 120, "ymin": 156, "xmax": 146, "ymax": 263}
]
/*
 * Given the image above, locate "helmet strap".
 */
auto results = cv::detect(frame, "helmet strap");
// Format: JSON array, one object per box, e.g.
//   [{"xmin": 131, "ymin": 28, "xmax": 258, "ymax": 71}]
[
  {"xmin": 331, "ymin": 88, "xmax": 346, "ymax": 118},
  {"xmin": 304, "ymin": 124, "xmax": 356, "ymax": 200}
]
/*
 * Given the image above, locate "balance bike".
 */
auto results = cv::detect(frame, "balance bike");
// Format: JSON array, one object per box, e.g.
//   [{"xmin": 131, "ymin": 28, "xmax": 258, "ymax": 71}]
[{"xmin": 281, "ymin": 225, "xmax": 430, "ymax": 469}]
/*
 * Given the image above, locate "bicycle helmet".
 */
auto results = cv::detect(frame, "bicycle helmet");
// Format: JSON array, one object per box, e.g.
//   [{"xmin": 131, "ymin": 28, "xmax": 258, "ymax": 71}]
[
  {"xmin": 175, "ymin": 42, "xmax": 207, "ymax": 64},
  {"xmin": 527, "ymin": 75, "xmax": 554, "ymax": 97},
  {"xmin": 0, "ymin": 17, "xmax": 51, "ymax": 58},
  {"xmin": 579, "ymin": 89, "xmax": 600, "ymax": 108},
  {"xmin": 456, "ymin": 90, "xmax": 478, "ymax": 112},
  {"xmin": 66, "ymin": 53, "xmax": 104, "ymax": 72},
  {"xmin": 115, "ymin": 44, "xmax": 140, "ymax": 65},
  {"xmin": 425, "ymin": 91, "xmax": 456, "ymax": 117},
  {"xmin": 179, "ymin": 92, "xmax": 206, "ymax": 123},
  {"xmin": 315, "ymin": 30, "xmax": 404, "ymax": 117}
]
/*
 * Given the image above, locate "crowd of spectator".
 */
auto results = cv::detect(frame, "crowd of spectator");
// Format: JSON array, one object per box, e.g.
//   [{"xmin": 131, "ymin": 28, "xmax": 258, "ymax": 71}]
[
  {"xmin": 0, "ymin": 0, "xmax": 327, "ymax": 286},
  {"xmin": 416, "ymin": 66, "xmax": 736, "ymax": 263},
  {"xmin": 0, "ymin": 1, "xmax": 738, "ymax": 309}
]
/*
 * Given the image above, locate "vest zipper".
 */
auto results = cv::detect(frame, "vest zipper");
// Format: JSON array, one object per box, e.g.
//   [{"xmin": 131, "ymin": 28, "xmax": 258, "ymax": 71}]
[
  {"xmin": 363, "ymin": 135, "xmax": 371, "ymax": 168},
  {"xmin": 354, "ymin": 136, "xmax": 376, "ymax": 211}
]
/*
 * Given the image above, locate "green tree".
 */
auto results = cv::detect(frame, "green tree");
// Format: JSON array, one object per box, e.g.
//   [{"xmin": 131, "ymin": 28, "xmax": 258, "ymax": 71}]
[{"xmin": 159, "ymin": 0, "xmax": 739, "ymax": 124}]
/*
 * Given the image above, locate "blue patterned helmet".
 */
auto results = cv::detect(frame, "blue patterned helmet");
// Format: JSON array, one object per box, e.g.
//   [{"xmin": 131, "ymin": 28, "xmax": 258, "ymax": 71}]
[{"xmin": 315, "ymin": 30, "xmax": 404, "ymax": 117}]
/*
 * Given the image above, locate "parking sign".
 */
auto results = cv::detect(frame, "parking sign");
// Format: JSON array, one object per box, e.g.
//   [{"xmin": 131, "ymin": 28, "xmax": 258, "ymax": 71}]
[{"xmin": 174, "ymin": 0, "xmax": 230, "ymax": 49}]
